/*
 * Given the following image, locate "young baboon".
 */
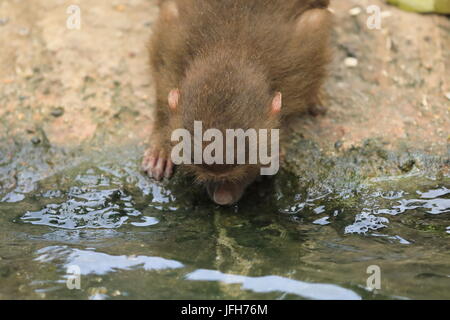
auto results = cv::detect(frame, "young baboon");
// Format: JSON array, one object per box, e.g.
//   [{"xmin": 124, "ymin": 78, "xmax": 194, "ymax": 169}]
[{"xmin": 142, "ymin": 0, "xmax": 333, "ymax": 205}]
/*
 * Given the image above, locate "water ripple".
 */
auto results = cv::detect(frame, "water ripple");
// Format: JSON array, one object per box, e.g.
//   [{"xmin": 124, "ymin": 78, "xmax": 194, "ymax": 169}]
[{"xmin": 21, "ymin": 188, "xmax": 154, "ymax": 229}]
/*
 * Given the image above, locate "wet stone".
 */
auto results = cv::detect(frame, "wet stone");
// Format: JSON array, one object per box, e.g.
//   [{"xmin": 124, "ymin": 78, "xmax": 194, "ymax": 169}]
[
  {"xmin": 50, "ymin": 107, "xmax": 64, "ymax": 118},
  {"xmin": 0, "ymin": 266, "xmax": 12, "ymax": 278},
  {"xmin": 31, "ymin": 137, "xmax": 41, "ymax": 145},
  {"xmin": 398, "ymin": 158, "xmax": 416, "ymax": 173}
]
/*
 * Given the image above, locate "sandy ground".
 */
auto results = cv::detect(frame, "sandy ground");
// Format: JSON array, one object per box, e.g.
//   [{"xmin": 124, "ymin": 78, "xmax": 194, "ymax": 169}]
[{"xmin": 0, "ymin": 0, "xmax": 449, "ymax": 154}]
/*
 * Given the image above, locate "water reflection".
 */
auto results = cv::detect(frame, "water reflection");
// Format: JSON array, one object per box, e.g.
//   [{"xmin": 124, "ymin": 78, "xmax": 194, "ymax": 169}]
[
  {"xmin": 186, "ymin": 269, "xmax": 361, "ymax": 300},
  {"xmin": 21, "ymin": 188, "xmax": 155, "ymax": 229},
  {"xmin": 35, "ymin": 246, "xmax": 184, "ymax": 275},
  {"xmin": 344, "ymin": 185, "xmax": 449, "ymax": 237}
]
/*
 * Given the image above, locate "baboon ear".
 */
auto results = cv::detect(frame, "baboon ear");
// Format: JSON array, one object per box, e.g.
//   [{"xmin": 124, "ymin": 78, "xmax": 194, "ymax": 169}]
[
  {"xmin": 271, "ymin": 92, "xmax": 282, "ymax": 115},
  {"xmin": 161, "ymin": 1, "xmax": 179, "ymax": 21},
  {"xmin": 295, "ymin": 8, "xmax": 332, "ymax": 34},
  {"xmin": 168, "ymin": 89, "xmax": 180, "ymax": 110}
]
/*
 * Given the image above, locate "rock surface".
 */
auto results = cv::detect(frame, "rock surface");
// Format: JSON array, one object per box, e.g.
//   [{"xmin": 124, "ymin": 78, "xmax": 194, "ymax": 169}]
[{"xmin": 0, "ymin": 0, "xmax": 448, "ymax": 154}]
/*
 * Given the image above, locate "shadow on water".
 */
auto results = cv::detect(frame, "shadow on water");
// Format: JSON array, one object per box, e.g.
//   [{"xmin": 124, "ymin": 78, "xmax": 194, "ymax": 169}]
[{"xmin": 0, "ymin": 142, "xmax": 449, "ymax": 299}]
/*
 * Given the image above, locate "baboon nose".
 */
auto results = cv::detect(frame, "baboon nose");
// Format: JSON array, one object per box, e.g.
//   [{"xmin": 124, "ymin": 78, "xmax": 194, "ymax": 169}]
[{"xmin": 213, "ymin": 189, "xmax": 234, "ymax": 206}]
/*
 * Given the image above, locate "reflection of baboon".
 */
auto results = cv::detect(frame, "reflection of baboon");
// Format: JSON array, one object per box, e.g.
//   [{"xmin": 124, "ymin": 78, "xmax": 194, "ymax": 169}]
[{"xmin": 142, "ymin": 0, "xmax": 333, "ymax": 205}]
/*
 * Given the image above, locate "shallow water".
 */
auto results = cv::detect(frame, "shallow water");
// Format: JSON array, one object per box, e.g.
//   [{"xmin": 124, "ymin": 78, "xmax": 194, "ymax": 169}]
[{"xmin": 0, "ymin": 145, "xmax": 449, "ymax": 300}]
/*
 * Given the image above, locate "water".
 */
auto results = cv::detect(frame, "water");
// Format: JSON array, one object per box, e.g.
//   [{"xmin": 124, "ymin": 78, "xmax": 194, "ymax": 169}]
[{"xmin": 0, "ymin": 144, "xmax": 449, "ymax": 299}]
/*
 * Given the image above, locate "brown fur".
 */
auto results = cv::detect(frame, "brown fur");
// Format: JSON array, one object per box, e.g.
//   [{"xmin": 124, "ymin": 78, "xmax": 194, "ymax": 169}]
[{"xmin": 142, "ymin": 0, "xmax": 333, "ymax": 205}]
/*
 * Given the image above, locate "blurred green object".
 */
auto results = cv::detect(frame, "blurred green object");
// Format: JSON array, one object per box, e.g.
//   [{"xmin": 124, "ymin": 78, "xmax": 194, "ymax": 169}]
[{"xmin": 387, "ymin": 0, "xmax": 450, "ymax": 13}]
